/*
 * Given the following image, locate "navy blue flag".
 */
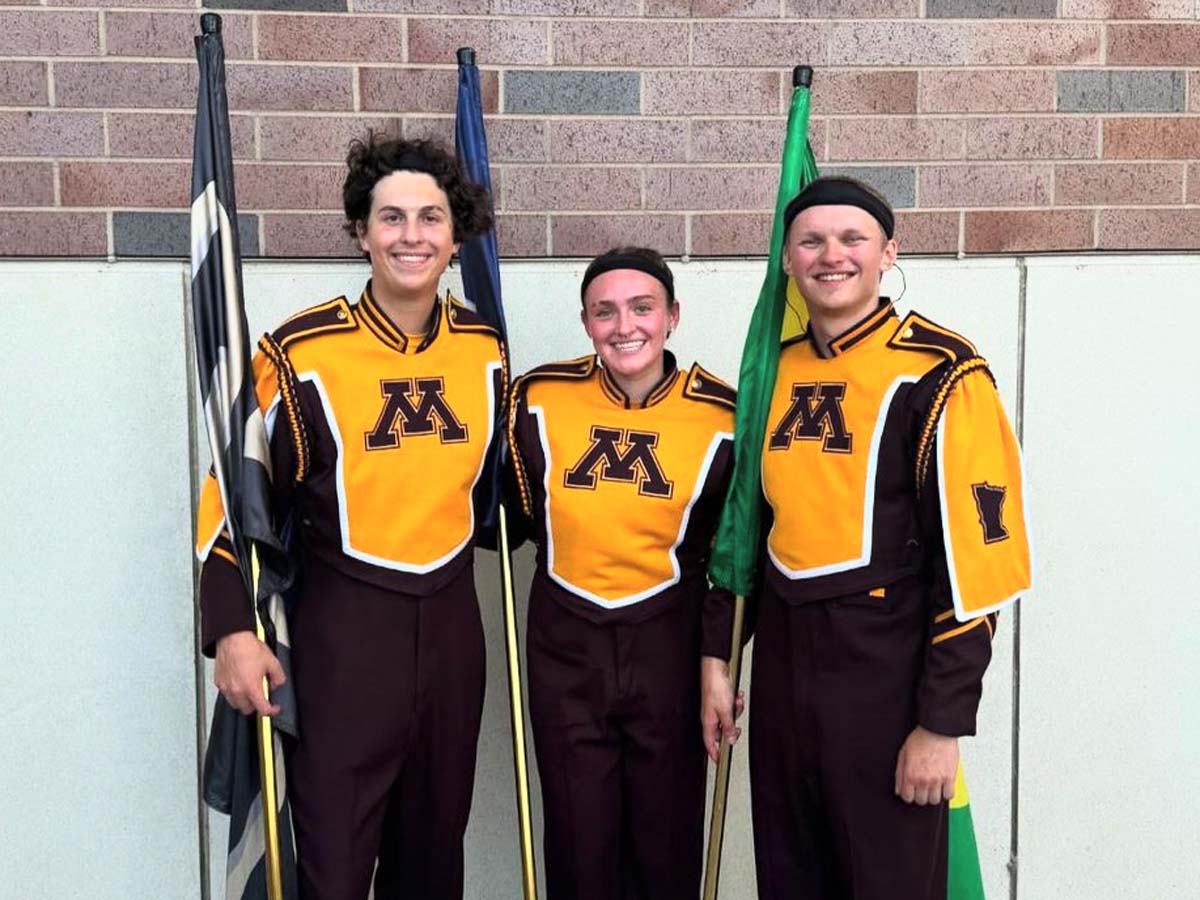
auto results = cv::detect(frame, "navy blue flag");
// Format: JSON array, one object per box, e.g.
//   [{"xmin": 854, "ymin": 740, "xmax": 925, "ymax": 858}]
[
  {"xmin": 190, "ymin": 14, "xmax": 298, "ymax": 900},
  {"xmin": 456, "ymin": 47, "xmax": 509, "ymax": 536}
]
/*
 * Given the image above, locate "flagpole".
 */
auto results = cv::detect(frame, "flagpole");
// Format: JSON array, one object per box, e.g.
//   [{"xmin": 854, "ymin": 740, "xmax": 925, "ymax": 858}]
[
  {"xmin": 250, "ymin": 545, "xmax": 285, "ymax": 900},
  {"xmin": 497, "ymin": 504, "xmax": 539, "ymax": 899},
  {"xmin": 701, "ymin": 594, "xmax": 747, "ymax": 900}
]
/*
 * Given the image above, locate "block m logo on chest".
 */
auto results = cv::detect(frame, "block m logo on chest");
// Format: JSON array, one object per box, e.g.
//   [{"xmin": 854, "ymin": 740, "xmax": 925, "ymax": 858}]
[
  {"xmin": 769, "ymin": 382, "xmax": 853, "ymax": 453},
  {"xmin": 365, "ymin": 377, "xmax": 469, "ymax": 449},
  {"xmin": 563, "ymin": 426, "xmax": 674, "ymax": 499}
]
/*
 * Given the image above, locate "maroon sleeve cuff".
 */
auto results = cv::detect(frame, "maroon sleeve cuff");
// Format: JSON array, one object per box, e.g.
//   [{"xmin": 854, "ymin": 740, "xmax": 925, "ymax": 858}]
[
  {"xmin": 199, "ymin": 552, "xmax": 254, "ymax": 658},
  {"xmin": 700, "ymin": 586, "xmax": 736, "ymax": 661},
  {"xmin": 916, "ymin": 614, "xmax": 998, "ymax": 738}
]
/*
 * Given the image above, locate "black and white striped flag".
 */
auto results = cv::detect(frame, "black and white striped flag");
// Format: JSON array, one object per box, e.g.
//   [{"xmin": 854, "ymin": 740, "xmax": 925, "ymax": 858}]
[{"xmin": 190, "ymin": 14, "xmax": 298, "ymax": 900}]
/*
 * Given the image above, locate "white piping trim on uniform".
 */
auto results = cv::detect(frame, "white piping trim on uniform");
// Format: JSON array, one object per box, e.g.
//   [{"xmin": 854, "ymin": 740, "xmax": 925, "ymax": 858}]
[
  {"xmin": 297, "ymin": 361, "xmax": 500, "ymax": 574},
  {"xmin": 532, "ymin": 401, "xmax": 732, "ymax": 608},
  {"xmin": 769, "ymin": 374, "xmax": 919, "ymax": 580}
]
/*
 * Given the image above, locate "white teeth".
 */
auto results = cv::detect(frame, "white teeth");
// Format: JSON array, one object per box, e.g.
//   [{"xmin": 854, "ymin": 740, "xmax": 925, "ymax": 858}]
[
  {"xmin": 816, "ymin": 273, "xmax": 852, "ymax": 282},
  {"xmin": 613, "ymin": 340, "xmax": 645, "ymax": 352}
]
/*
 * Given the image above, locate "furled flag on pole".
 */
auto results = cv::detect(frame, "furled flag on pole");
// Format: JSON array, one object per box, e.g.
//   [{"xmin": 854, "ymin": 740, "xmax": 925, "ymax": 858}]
[
  {"xmin": 190, "ymin": 13, "xmax": 298, "ymax": 900},
  {"xmin": 949, "ymin": 762, "xmax": 987, "ymax": 900},
  {"xmin": 707, "ymin": 65, "xmax": 820, "ymax": 599}
]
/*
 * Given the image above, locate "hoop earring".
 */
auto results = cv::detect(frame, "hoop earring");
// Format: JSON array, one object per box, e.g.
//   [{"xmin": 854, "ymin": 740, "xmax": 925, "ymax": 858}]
[{"xmin": 892, "ymin": 261, "xmax": 907, "ymax": 304}]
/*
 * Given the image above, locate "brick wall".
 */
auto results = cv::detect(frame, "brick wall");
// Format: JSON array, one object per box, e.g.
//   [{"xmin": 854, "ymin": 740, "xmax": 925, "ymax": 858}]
[{"xmin": 0, "ymin": 0, "xmax": 1197, "ymax": 258}]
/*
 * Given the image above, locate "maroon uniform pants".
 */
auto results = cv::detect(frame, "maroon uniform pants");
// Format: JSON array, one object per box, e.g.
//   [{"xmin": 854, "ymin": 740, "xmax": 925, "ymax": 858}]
[
  {"xmin": 285, "ymin": 557, "xmax": 486, "ymax": 900},
  {"xmin": 749, "ymin": 576, "xmax": 948, "ymax": 900},
  {"xmin": 527, "ymin": 578, "xmax": 706, "ymax": 900}
]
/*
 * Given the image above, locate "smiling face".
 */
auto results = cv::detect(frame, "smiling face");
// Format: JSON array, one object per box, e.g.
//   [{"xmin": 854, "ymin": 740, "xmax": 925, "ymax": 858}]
[
  {"xmin": 781, "ymin": 203, "xmax": 897, "ymax": 327},
  {"xmin": 581, "ymin": 268, "xmax": 679, "ymax": 397},
  {"xmin": 356, "ymin": 170, "xmax": 458, "ymax": 306}
]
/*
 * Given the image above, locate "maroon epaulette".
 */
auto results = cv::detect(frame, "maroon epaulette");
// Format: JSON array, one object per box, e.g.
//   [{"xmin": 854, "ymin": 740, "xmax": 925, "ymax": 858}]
[
  {"xmin": 270, "ymin": 295, "xmax": 357, "ymax": 349},
  {"xmin": 445, "ymin": 293, "xmax": 502, "ymax": 339},
  {"xmin": 888, "ymin": 311, "xmax": 978, "ymax": 366},
  {"xmin": 682, "ymin": 362, "xmax": 736, "ymax": 411}
]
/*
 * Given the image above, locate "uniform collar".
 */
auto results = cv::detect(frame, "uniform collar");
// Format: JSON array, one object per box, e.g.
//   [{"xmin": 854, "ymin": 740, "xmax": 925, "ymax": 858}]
[
  {"xmin": 597, "ymin": 350, "xmax": 680, "ymax": 409},
  {"xmin": 356, "ymin": 281, "xmax": 445, "ymax": 354},
  {"xmin": 809, "ymin": 298, "xmax": 896, "ymax": 359}
]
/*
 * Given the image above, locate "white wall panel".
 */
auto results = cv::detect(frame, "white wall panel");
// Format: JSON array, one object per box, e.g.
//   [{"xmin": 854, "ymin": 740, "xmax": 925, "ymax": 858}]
[{"xmin": 1019, "ymin": 257, "xmax": 1200, "ymax": 900}]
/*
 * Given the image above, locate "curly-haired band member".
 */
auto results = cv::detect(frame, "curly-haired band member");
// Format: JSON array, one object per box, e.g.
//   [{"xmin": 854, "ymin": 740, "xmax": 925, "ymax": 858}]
[
  {"xmin": 194, "ymin": 134, "xmax": 506, "ymax": 900},
  {"xmin": 507, "ymin": 247, "xmax": 740, "ymax": 900}
]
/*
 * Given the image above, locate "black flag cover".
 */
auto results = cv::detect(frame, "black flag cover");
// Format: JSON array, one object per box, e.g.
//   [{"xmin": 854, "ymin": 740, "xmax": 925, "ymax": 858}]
[{"xmin": 189, "ymin": 14, "xmax": 297, "ymax": 900}]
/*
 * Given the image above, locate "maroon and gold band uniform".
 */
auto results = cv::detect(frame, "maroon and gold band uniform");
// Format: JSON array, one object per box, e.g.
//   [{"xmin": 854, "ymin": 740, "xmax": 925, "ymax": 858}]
[
  {"xmin": 507, "ymin": 352, "xmax": 736, "ymax": 900},
  {"xmin": 749, "ymin": 299, "xmax": 1033, "ymax": 900},
  {"xmin": 195, "ymin": 284, "xmax": 506, "ymax": 900}
]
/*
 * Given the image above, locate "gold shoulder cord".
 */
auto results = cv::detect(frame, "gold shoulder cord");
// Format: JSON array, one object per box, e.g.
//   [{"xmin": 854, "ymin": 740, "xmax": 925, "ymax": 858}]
[
  {"xmin": 506, "ymin": 376, "xmax": 534, "ymax": 519},
  {"xmin": 258, "ymin": 333, "xmax": 310, "ymax": 484},
  {"xmin": 914, "ymin": 357, "xmax": 990, "ymax": 496}
]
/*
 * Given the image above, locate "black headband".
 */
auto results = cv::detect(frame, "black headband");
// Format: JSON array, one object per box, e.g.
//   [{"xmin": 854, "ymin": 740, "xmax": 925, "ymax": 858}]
[
  {"xmin": 580, "ymin": 254, "xmax": 675, "ymax": 303},
  {"xmin": 782, "ymin": 176, "xmax": 895, "ymax": 240}
]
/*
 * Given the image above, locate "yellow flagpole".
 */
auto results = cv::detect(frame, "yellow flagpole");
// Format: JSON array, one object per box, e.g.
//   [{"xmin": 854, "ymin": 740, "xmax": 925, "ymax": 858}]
[
  {"xmin": 498, "ymin": 504, "xmax": 539, "ymax": 900},
  {"xmin": 250, "ymin": 546, "xmax": 285, "ymax": 900},
  {"xmin": 702, "ymin": 593, "xmax": 747, "ymax": 900}
]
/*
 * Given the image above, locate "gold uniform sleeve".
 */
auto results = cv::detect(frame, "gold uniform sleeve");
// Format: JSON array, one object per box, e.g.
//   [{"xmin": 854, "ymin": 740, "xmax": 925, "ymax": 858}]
[{"xmin": 936, "ymin": 367, "xmax": 1033, "ymax": 621}]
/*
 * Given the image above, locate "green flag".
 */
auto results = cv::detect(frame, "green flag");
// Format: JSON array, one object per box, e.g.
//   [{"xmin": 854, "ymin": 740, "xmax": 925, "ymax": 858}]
[
  {"xmin": 949, "ymin": 762, "xmax": 987, "ymax": 900},
  {"xmin": 708, "ymin": 66, "xmax": 820, "ymax": 597}
]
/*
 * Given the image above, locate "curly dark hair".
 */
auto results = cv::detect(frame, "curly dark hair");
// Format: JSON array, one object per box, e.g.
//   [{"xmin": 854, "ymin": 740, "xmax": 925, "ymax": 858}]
[{"xmin": 342, "ymin": 133, "xmax": 493, "ymax": 251}]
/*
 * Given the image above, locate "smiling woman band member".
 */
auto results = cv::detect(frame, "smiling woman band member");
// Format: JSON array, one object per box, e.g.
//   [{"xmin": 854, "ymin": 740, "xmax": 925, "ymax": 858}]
[
  {"xmin": 193, "ymin": 134, "xmax": 505, "ymax": 900},
  {"xmin": 746, "ymin": 176, "xmax": 1032, "ymax": 900},
  {"xmin": 507, "ymin": 247, "xmax": 739, "ymax": 900}
]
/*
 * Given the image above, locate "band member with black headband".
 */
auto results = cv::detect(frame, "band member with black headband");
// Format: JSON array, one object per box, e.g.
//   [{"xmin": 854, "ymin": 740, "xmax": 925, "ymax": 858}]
[
  {"xmin": 746, "ymin": 176, "xmax": 1033, "ymax": 900},
  {"xmin": 194, "ymin": 134, "xmax": 505, "ymax": 900},
  {"xmin": 507, "ymin": 247, "xmax": 739, "ymax": 900}
]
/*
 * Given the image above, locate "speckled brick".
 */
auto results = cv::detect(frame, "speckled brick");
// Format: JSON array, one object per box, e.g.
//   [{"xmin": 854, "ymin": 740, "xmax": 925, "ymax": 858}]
[
  {"xmin": 408, "ymin": 18, "xmax": 546, "ymax": 66},
  {"xmin": 258, "ymin": 15, "xmax": 404, "ymax": 63},
  {"xmin": 56, "ymin": 62, "xmax": 197, "ymax": 110},
  {"xmin": 1104, "ymin": 117, "xmax": 1200, "ymax": 160},
  {"xmin": 692, "ymin": 23, "xmax": 827, "ymax": 68},
  {"xmin": 205, "ymin": 0, "xmax": 346, "ymax": 10},
  {"xmin": 647, "ymin": 0, "xmax": 779, "ymax": 14},
  {"xmin": 0, "ymin": 112, "xmax": 104, "ymax": 157},
  {"xmin": 830, "ymin": 118, "xmax": 965, "ymax": 162},
  {"xmin": 113, "ymin": 211, "xmax": 259, "ymax": 258},
  {"xmin": 1060, "ymin": 0, "xmax": 1192, "ymax": 15},
  {"xmin": 552, "ymin": 21, "xmax": 688, "ymax": 67},
  {"xmin": 354, "ymin": 0, "xmax": 488, "ymax": 10},
  {"xmin": 691, "ymin": 213, "xmax": 771, "ymax": 255},
  {"xmin": 235, "ymin": 163, "xmax": 343, "ymax": 210},
  {"xmin": 495, "ymin": 0, "xmax": 640, "ymax": 12},
  {"xmin": 894, "ymin": 211, "xmax": 959, "ymax": 254},
  {"xmin": 920, "ymin": 70, "xmax": 1055, "ymax": 113},
  {"xmin": 260, "ymin": 116, "xmax": 400, "ymax": 162},
  {"xmin": 0, "ymin": 212, "xmax": 107, "ymax": 256},
  {"xmin": 828, "ymin": 22, "xmax": 1099, "ymax": 67},
  {"xmin": 964, "ymin": 210, "xmax": 1095, "ymax": 253},
  {"xmin": 787, "ymin": 0, "xmax": 918, "ymax": 15},
  {"xmin": 505, "ymin": 166, "xmax": 640, "ymax": 211},
  {"xmin": 262, "ymin": 213, "xmax": 359, "ymax": 257},
  {"xmin": 49, "ymin": 0, "xmax": 197, "ymax": 7},
  {"xmin": 109, "ymin": 113, "xmax": 256, "ymax": 160},
  {"xmin": 403, "ymin": 116, "xmax": 546, "ymax": 165},
  {"xmin": 1107, "ymin": 24, "xmax": 1200, "ymax": 66},
  {"xmin": 965, "ymin": 117, "xmax": 1098, "ymax": 161},
  {"xmin": 823, "ymin": 166, "xmax": 916, "ymax": 208},
  {"xmin": 1054, "ymin": 163, "xmax": 1184, "ymax": 206},
  {"xmin": 644, "ymin": 167, "xmax": 777, "ymax": 211},
  {"xmin": 1058, "ymin": 70, "xmax": 1185, "ymax": 113},
  {"xmin": 552, "ymin": 214, "xmax": 686, "ymax": 256},
  {"xmin": 1186, "ymin": 164, "xmax": 1199, "ymax": 204},
  {"xmin": 496, "ymin": 214, "xmax": 547, "ymax": 256},
  {"xmin": 105, "ymin": 12, "xmax": 252, "ymax": 59},
  {"xmin": 927, "ymin": 0, "xmax": 1056, "ymax": 17},
  {"xmin": 549, "ymin": 119, "xmax": 686, "ymax": 164},
  {"xmin": 0, "ymin": 62, "xmax": 48, "ymax": 107},
  {"xmin": 60, "ymin": 161, "xmax": 190, "ymax": 208},
  {"xmin": 919, "ymin": 165, "xmax": 1052, "ymax": 207},
  {"xmin": 226, "ymin": 65, "xmax": 354, "ymax": 113},
  {"xmin": 0, "ymin": 162, "xmax": 53, "ymax": 206},
  {"xmin": 690, "ymin": 119, "xmax": 786, "ymax": 164},
  {"xmin": 968, "ymin": 23, "xmax": 1101, "ymax": 66},
  {"xmin": 1192, "ymin": 74, "xmax": 1200, "ymax": 113},
  {"xmin": 362, "ymin": 68, "xmax": 499, "ymax": 115},
  {"xmin": 644, "ymin": 70, "xmax": 779, "ymax": 116},
  {"xmin": 504, "ymin": 71, "xmax": 639, "ymax": 116},
  {"xmin": 0, "ymin": 11, "xmax": 98, "ymax": 56},
  {"xmin": 811, "ymin": 71, "xmax": 917, "ymax": 115},
  {"xmin": 1098, "ymin": 208, "xmax": 1200, "ymax": 249}
]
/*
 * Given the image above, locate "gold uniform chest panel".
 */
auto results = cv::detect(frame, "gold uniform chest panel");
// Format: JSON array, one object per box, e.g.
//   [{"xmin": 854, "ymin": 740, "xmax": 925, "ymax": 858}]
[
  {"xmin": 290, "ymin": 324, "xmax": 501, "ymax": 573},
  {"xmin": 762, "ymin": 330, "xmax": 931, "ymax": 579},
  {"xmin": 528, "ymin": 376, "xmax": 732, "ymax": 606}
]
